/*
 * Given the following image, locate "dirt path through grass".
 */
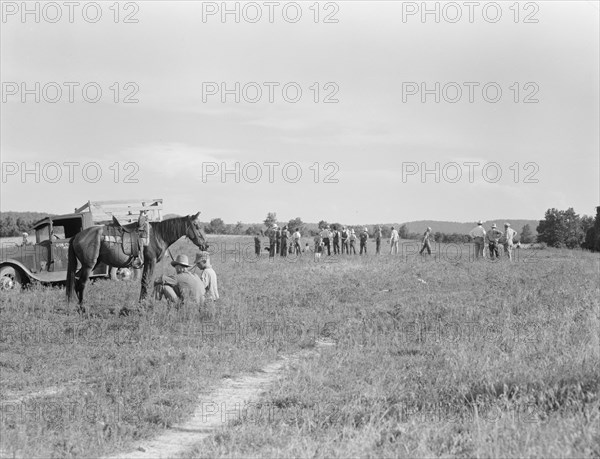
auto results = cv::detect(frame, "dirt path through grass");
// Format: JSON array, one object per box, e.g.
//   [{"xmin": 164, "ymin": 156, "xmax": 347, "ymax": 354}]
[{"xmin": 108, "ymin": 339, "xmax": 335, "ymax": 459}]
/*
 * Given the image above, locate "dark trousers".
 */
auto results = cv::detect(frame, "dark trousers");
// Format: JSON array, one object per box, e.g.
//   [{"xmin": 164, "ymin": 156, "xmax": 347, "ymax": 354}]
[
  {"xmin": 349, "ymin": 242, "xmax": 356, "ymax": 254},
  {"xmin": 333, "ymin": 240, "xmax": 340, "ymax": 254},
  {"xmin": 360, "ymin": 242, "xmax": 367, "ymax": 255},
  {"xmin": 275, "ymin": 241, "xmax": 280, "ymax": 254},
  {"xmin": 420, "ymin": 241, "xmax": 431, "ymax": 255},
  {"xmin": 488, "ymin": 242, "xmax": 499, "ymax": 259},
  {"xmin": 341, "ymin": 239, "xmax": 348, "ymax": 254},
  {"xmin": 294, "ymin": 241, "xmax": 301, "ymax": 255},
  {"xmin": 322, "ymin": 238, "xmax": 331, "ymax": 255},
  {"xmin": 255, "ymin": 245, "xmax": 261, "ymax": 256},
  {"xmin": 280, "ymin": 241, "xmax": 287, "ymax": 257},
  {"xmin": 269, "ymin": 242, "xmax": 276, "ymax": 258},
  {"xmin": 375, "ymin": 238, "xmax": 381, "ymax": 254}
]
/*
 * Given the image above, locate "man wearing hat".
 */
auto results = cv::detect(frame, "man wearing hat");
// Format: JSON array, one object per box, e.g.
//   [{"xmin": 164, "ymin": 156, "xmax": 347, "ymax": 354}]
[
  {"xmin": 268, "ymin": 224, "xmax": 278, "ymax": 258},
  {"xmin": 21, "ymin": 232, "xmax": 31, "ymax": 246},
  {"xmin": 374, "ymin": 226, "xmax": 383, "ymax": 255},
  {"xmin": 359, "ymin": 227, "xmax": 369, "ymax": 255},
  {"xmin": 389, "ymin": 226, "xmax": 399, "ymax": 255},
  {"xmin": 419, "ymin": 227, "xmax": 432, "ymax": 255},
  {"xmin": 487, "ymin": 223, "xmax": 503, "ymax": 259},
  {"xmin": 320, "ymin": 225, "xmax": 332, "ymax": 256},
  {"xmin": 159, "ymin": 254, "xmax": 204, "ymax": 306},
  {"xmin": 349, "ymin": 228, "xmax": 357, "ymax": 255},
  {"xmin": 503, "ymin": 223, "xmax": 518, "ymax": 261},
  {"xmin": 469, "ymin": 221, "xmax": 486, "ymax": 260}
]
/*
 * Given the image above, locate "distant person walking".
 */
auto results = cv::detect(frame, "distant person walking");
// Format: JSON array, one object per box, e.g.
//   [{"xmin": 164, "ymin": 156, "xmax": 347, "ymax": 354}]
[
  {"xmin": 374, "ymin": 226, "xmax": 382, "ymax": 254},
  {"xmin": 487, "ymin": 223, "xmax": 502, "ymax": 259},
  {"xmin": 389, "ymin": 226, "xmax": 399, "ymax": 254},
  {"xmin": 419, "ymin": 227, "xmax": 432, "ymax": 255},
  {"xmin": 349, "ymin": 229, "xmax": 357, "ymax": 255},
  {"xmin": 503, "ymin": 223, "xmax": 518, "ymax": 261},
  {"xmin": 359, "ymin": 227, "xmax": 369, "ymax": 255},
  {"xmin": 469, "ymin": 220, "xmax": 486, "ymax": 260}
]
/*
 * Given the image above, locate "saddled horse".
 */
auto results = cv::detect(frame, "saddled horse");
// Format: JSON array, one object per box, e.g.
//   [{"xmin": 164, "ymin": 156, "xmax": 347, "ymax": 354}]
[{"xmin": 66, "ymin": 213, "xmax": 207, "ymax": 310}]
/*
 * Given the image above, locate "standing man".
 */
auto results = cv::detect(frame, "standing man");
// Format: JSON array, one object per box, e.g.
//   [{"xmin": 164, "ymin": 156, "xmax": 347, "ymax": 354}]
[
  {"xmin": 135, "ymin": 205, "xmax": 150, "ymax": 268},
  {"xmin": 349, "ymin": 229, "xmax": 357, "ymax": 255},
  {"xmin": 320, "ymin": 225, "xmax": 332, "ymax": 256},
  {"xmin": 503, "ymin": 223, "xmax": 518, "ymax": 261},
  {"xmin": 332, "ymin": 225, "xmax": 341, "ymax": 255},
  {"xmin": 254, "ymin": 233, "xmax": 262, "ymax": 257},
  {"xmin": 389, "ymin": 226, "xmax": 399, "ymax": 255},
  {"xmin": 374, "ymin": 226, "xmax": 383, "ymax": 254},
  {"xmin": 419, "ymin": 227, "xmax": 432, "ymax": 255},
  {"xmin": 469, "ymin": 220, "xmax": 486, "ymax": 260},
  {"xmin": 359, "ymin": 227, "xmax": 369, "ymax": 255},
  {"xmin": 292, "ymin": 228, "xmax": 302, "ymax": 255},
  {"xmin": 268, "ymin": 224, "xmax": 278, "ymax": 258},
  {"xmin": 487, "ymin": 223, "xmax": 502, "ymax": 259},
  {"xmin": 275, "ymin": 226, "xmax": 281, "ymax": 255},
  {"xmin": 341, "ymin": 226, "xmax": 349, "ymax": 254},
  {"xmin": 280, "ymin": 226, "xmax": 289, "ymax": 257}
]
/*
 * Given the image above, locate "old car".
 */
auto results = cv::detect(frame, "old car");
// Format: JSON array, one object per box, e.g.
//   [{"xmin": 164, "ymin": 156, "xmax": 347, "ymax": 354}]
[{"xmin": 0, "ymin": 199, "xmax": 163, "ymax": 291}]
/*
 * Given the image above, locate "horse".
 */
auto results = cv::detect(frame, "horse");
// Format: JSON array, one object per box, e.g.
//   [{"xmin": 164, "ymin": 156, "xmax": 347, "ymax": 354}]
[{"xmin": 66, "ymin": 213, "xmax": 207, "ymax": 311}]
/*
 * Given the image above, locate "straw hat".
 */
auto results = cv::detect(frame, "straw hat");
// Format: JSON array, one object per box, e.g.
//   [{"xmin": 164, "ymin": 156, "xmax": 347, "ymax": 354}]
[
  {"xmin": 504, "ymin": 222, "xmax": 511, "ymax": 227},
  {"xmin": 477, "ymin": 220, "xmax": 483, "ymax": 225},
  {"xmin": 491, "ymin": 223, "xmax": 497, "ymax": 228},
  {"xmin": 171, "ymin": 254, "xmax": 192, "ymax": 268}
]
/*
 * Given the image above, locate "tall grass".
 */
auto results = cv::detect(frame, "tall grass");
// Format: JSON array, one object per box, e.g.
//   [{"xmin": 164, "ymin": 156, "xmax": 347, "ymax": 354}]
[{"xmin": 1, "ymin": 236, "xmax": 598, "ymax": 458}]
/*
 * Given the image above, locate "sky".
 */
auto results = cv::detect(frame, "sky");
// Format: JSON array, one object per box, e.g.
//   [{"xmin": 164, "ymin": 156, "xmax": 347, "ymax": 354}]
[{"xmin": 1, "ymin": 1, "xmax": 598, "ymax": 225}]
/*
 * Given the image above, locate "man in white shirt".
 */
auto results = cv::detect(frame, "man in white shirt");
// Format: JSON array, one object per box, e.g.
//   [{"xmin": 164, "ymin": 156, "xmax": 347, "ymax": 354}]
[
  {"xmin": 503, "ymin": 223, "xmax": 518, "ymax": 261},
  {"xmin": 320, "ymin": 225, "xmax": 332, "ymax": 256},
  {"xmin": 469, "ymin": 220, "xmax": 486, "ymax": 260},
  {"xmin": 389, "ymin": 226, "xmax": 399, "ymax": 255}
]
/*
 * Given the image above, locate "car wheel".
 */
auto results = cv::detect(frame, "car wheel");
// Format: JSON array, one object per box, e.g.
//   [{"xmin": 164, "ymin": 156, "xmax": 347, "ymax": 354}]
[{"xmin": 0, "ymin": 266, "xmax": 23, "ymax": 291}]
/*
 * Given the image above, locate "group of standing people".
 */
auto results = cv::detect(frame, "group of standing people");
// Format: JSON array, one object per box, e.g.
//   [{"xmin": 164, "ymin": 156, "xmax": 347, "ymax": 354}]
[
  {"xmin": 469, "ymin": 221, "xmax": 518, "ymax": 260},
  {"xmin": 258, "ymin": 221, "xmax": 518, "ymax": 261}
]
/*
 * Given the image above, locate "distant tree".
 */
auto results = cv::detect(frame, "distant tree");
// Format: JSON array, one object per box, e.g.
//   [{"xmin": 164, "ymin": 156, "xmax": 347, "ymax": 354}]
[
  {"xmin": 205, "ymin": 218, "xmax": 226, "ymax": 234},
  {"xmin": 520, "ymin": 224, "xmax": 534, "ymax": 244},
  {"xmin": 434, "ymin": 231, "xmax": 443, "ymax": 243},
  {"xmin": 398, "ymin": 224, "xmax": 409, "ymax": 239},
  {"xmin": 263, "ymin": 212, "xmax": 277, "ymax": 229},
  {"xmin": 381, "ymin": 226, "xmax": 391, "ymax": 238},
  {"xmin": 288, "ymin": 217, "xmax": 305, "ymax": 234},
  {"xmin": 318, "ymin": 220, "xmax": 329, "ymax": 230},
  {"xmin": 245, "ymin": 225, "xmax": 263, "ymax": 236},
  {"xmin": 233, "ymin": 221, "xmax": 244, "ymax": 234},
  {"xmin": 537, "ymin": 207, "xmax": 585, "ymax": 248}
]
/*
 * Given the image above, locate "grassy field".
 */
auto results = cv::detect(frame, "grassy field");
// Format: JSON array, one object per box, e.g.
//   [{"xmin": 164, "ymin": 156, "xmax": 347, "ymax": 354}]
[{"xmin": 1, "ymin": 236, "xmax": 598, "ymax": 458}]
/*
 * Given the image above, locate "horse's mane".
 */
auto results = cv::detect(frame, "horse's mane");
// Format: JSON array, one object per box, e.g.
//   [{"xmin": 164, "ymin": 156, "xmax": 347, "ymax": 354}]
[{"xmin": 150, "ymin": 215, "xmax": 191, "ymax": 241}]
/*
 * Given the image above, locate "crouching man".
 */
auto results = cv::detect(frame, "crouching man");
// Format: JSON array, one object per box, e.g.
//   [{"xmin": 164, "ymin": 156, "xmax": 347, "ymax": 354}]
[{"xmin": 155, "ymin": 254, "xmax": 205, "ymax": 309}]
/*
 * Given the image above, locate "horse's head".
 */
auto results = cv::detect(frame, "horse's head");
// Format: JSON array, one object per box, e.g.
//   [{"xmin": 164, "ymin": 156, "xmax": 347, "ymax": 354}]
[{"xmin": 186, "ymin": 212, "xmax": 208, "ymax": 251}]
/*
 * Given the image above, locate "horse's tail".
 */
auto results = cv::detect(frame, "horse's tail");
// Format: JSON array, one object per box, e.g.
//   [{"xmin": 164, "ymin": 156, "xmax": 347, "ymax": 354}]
[{"xmin": 66, "ymin": 238, "xmax": 77, "ymax": 303}]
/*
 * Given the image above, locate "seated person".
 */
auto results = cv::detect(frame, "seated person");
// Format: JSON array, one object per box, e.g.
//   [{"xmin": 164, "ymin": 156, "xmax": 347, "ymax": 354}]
[
  {"xmin": 156, "ymin": 254, "xmax": 204, "ymax": 307},
  {"xmin": 194, "ymin": 251, "xmax": 219, "ymax": 301}
]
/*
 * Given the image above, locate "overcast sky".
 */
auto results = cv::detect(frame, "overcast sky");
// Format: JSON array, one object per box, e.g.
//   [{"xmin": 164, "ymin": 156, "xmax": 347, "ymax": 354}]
[{"xmin": 1, "ymin": 1, "xmax": 598, "ymax": 225}]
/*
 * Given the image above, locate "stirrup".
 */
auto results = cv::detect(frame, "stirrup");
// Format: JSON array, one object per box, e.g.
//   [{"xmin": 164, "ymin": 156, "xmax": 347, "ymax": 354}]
[{"xmin": 132, "ymin": 258, "xmax": 143, "ymax": 269}]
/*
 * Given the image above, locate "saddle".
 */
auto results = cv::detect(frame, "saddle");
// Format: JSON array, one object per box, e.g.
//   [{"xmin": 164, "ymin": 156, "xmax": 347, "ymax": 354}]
[{"xmin": 104, "ymin": 218, "xmax": 142, "ymax": 259}]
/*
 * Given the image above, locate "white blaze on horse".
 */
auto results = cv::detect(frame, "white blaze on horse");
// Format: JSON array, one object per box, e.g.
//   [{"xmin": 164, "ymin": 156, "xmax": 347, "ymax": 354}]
[{"xmin": 66, "ymin": 213, "xmax": 207, "ymax": 312}]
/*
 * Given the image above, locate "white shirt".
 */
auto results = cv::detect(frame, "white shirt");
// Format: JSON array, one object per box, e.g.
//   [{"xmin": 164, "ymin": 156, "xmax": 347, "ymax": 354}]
[
  {"xmin": 505, "ymin": 227, "xmax": 517, "ymax": 243},
  {"xmin": 390, "ymin": 229, "xmax": 399, "ymax": 242},
  {"xmin": 469, "ymin": 226, "xmax": 486, "ymax": 238}
]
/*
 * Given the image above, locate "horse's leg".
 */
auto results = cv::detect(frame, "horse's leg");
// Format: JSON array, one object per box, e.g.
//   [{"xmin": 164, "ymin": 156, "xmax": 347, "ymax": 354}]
[
  {"xmin": 76, "ymin": 266, "xmax": 94, "ymax": 316},
  {"xmin": 139, "ymin": 257, "xmax": 155, "ymax": 302}
]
